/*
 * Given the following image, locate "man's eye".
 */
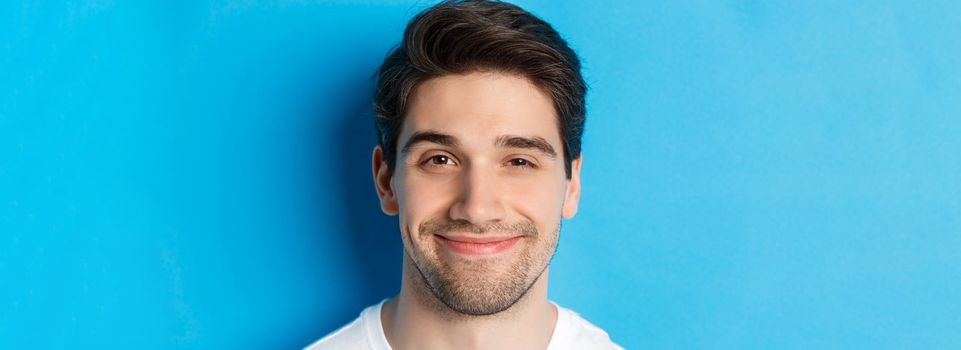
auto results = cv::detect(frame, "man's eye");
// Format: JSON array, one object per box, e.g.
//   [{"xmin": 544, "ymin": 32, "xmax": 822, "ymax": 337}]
[
  {"xmin": 508, "ymin": 158, "xmax": 536, "ymax": 168},
  {"xmin": 426, "ymin": 155, "xmax": 453, "ymax": 166}
]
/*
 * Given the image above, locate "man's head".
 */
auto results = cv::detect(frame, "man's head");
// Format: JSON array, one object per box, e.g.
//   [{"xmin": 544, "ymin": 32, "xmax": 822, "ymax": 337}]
[
  {"xmin": 370, "ymin": 0, "xmax": 586, "ymax": 317},
  {"xmin": 373, "ymin": 0, "xmax": 586, "ymax": 179}
]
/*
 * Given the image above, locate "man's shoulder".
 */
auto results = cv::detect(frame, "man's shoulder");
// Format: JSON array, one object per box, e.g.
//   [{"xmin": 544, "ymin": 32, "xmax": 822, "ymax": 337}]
[
  {"xmin": 304, "ymin": 301, "xmax": 386, "ymax": 350},
  {"xmin": 553, "ymin": 304, "xmax": 624, "ymax": 350},
  {"xmin": 305, "ymin": 301, "xmax": 622, "ymax": 350},
  {"xmin": 303, "ymin": 316, "xmax": 366, "ymax": 350}
]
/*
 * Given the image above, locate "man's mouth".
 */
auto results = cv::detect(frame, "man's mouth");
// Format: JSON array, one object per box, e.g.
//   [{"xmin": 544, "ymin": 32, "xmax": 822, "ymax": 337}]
[{"xmin": 434, "ymin": 234, "xmax": 523, "ymax": 256}]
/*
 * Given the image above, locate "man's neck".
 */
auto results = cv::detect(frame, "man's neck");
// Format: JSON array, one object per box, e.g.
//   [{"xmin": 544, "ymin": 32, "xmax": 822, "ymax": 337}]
[{"xmin": 381, "ymin": 259, "xmax": 557, "ymax": 350}]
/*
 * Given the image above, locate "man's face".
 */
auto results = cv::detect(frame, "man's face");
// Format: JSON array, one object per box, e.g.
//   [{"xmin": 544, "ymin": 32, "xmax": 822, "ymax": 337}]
[{"xmin": 374, "ymin": 72, "xmax": 581, "ymax": 316}]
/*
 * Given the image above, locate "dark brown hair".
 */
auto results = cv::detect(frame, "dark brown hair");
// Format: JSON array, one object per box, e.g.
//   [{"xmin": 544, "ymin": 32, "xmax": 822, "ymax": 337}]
[{"xmin": 373, "ymin": 0, "xmax": 586, "ymax": 178}]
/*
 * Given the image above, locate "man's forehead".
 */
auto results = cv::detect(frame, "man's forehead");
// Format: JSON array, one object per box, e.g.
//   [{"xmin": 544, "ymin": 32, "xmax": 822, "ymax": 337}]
[{"xmin": 401, "ymin": 72, "xmax": 563, "ymax": 149}]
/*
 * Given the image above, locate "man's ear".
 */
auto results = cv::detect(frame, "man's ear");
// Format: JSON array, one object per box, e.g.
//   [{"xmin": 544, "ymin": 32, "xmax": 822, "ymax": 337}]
[
  {"xmin": 561, "ymin": 156, "xmax": 582, "ymax": 219},
  {"xmin": 372, "ymin": 145, "xmax": 399, "ymax": 215}
]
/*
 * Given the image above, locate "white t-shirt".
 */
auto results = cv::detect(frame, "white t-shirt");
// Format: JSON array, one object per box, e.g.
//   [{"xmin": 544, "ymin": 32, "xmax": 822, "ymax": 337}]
[{"xmin": 305, "ymin": 300, "xmax": 622, "ymax": 350}]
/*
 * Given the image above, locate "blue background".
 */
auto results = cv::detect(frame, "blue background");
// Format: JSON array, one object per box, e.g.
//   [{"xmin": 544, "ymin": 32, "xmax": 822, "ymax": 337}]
[{"xmin": 3, "ymin": 1, "xmax": 960, "ymax": 349}]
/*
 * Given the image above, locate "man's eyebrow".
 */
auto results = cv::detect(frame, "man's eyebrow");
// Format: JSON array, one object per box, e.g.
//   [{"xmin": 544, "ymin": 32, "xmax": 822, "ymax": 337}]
[
  {"xmin": 400, "ymin": 130, "xmax": 459, "ymax": 157},
  {"xmin": 496, "ymin": 135, "xmax": 557, "ymax": 159}
]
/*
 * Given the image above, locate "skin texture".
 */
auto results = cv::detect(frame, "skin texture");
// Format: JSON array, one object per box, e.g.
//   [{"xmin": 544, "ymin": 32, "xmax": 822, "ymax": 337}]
[{"xmin": 372, "ymin": 71, "xmax": 582, "ymax": 350}]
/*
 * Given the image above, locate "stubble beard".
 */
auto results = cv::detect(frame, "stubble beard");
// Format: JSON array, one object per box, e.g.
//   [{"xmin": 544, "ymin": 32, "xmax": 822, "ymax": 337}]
[{"xmin": 405, "ymin": 218, "xmax": 560, "ymax": 317}]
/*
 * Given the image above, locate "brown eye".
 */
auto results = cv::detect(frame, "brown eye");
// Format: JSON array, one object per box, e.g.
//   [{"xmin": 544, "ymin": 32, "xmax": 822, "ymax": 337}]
[
  {"xmin": 432, "ymin": 155, "xmax": 449, "ymax": 164},
  {"xmin": 417, "ymin": 154, "xmax": 456, "ymax": 173},
  {"xmin": 508, "ymin": 158, "xmax": 535, "ymax": 168}
]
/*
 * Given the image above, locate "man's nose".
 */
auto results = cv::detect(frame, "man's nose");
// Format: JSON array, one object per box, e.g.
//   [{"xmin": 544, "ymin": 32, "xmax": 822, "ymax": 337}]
[{"xmin": 448, "ymin": 164, "xmax": 506, "ymax": 225}]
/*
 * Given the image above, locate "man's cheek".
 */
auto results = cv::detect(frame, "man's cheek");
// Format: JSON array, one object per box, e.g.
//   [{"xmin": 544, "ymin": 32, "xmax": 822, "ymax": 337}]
[{"xmin": 509, "ymin": 185, "xmax": 561, "ymax": 214}]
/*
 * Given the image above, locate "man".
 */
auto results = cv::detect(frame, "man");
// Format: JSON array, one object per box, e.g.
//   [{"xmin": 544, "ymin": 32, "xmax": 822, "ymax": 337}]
[{"xmin": 307, "ymin": 1, "xmax": 621, "ymax": 349}]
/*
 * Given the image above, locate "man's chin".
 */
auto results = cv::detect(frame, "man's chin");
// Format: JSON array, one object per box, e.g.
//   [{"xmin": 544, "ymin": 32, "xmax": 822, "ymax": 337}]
[
  {"xmin": 433, "ymin": 280, "xmax": 529, "ymax": 316},
  {"xmin": 426, "ymin": 261, "xmax": 546, "ymax": 316}
]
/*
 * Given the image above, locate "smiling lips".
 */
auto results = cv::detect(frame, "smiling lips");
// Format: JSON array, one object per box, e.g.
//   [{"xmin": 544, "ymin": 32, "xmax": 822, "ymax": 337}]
[{"xmin": 434, "ymin": 234, "xmax": 523, "ymax": 256}]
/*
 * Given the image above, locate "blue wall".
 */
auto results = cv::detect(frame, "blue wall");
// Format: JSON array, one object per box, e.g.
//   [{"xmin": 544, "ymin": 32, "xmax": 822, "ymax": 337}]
[{"xmin": 3, "ymin": 1, "xmax": 960, "ymax": 349}]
